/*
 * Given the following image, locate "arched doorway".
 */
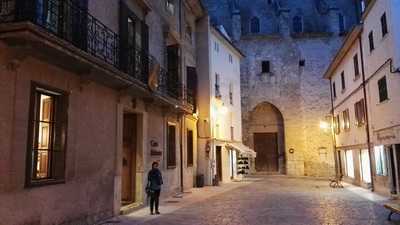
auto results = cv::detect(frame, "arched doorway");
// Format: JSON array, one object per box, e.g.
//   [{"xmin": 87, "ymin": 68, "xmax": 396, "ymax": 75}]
[{"xmin": 248, "ymin": 102, "xmax": 285, "ymax": 173}]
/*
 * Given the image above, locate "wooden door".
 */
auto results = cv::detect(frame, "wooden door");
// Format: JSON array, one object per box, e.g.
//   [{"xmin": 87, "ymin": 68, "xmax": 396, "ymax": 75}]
[
  {"xmin": 216, "ymin": 146, "xmax": 222, "ymax": 181},
  {"xmin": 121, "ymin": 114, "xmax": 136, "ymax": 204},
  {"xmin": 254, "ymin": 133, "xmax": 279, "ymax": 172}
]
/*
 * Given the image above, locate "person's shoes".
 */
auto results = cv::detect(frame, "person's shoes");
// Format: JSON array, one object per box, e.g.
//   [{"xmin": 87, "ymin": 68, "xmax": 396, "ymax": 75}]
[
  {"xmin": 155, "ymin": 211, "xmax": 161, "ymax": 215},
  {"xmin": 150, "ymin": 212, "xmax": 154, "ymax": 215}
]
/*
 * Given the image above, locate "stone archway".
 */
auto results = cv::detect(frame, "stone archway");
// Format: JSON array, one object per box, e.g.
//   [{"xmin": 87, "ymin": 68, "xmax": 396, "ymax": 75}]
[{"xmin": 245, "ymin": 102, "xmax": 285, "ymax": 174}]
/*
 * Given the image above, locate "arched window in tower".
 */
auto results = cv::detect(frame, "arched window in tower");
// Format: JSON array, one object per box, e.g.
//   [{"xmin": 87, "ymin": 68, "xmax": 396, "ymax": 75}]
[
  {"xmin": 293, "ymin": 16, "xmax": 303, "ymax": 33},
  {"xmin": 250, "ymin": 17, "xmax": 260, "ymax": 33},
  {"xmin": 338, "ymin": 13, "xmax": 346, "ymax": 34}
]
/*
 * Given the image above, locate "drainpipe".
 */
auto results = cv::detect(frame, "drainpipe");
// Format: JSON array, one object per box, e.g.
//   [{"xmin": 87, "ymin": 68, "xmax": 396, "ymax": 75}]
[
  {"xmin": 179, "ymin": 0, "xmax": 184, "ymax": 193},
  {"xmin": 329, "ymin": 78, "xmax": 339, "ymax": 178},
  {"xmin": 180, "ymin": 114, "xmax": 184, "ymax": 192},
  {"xmin": 359, "ymin": 36, "xmax": 374, "ymax": 191}
]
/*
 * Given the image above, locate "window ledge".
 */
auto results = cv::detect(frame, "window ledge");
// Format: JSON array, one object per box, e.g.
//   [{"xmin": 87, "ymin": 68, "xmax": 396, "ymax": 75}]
[
  {"xmin": 167, "ymin": 166, "xmax": 177, "ymax": 170},
  {"xmin": 354, "ymin": 75, "xmax": 361, "ymax": 81},
  {"xmin": 341, "ymin": 89, "xmax": 346, "ymax": 94},
  {"xmin": 377, "ymin": 98, "xmax": 390, "ymax": 105},
  {"xmin": 26, "ymin": 179, "xmax": 65, "ymax": 188}
]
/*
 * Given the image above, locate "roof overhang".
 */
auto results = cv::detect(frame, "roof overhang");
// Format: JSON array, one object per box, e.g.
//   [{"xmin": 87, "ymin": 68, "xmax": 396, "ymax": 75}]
[{"xmin": 323, "ymin": 25, "xmax": 363, "ymax": 79}]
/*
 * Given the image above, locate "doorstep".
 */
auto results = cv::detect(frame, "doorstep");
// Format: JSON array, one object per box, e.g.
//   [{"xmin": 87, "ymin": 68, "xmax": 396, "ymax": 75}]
[{"xmin": 120, "ymin": 202, "xmax": 144, "ymax": 215}]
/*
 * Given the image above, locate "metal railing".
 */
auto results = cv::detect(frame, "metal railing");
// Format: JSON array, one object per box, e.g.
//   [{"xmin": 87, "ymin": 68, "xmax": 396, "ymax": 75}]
[{"xmin": 0, "ymin": 0, "xmax": 196, "ymax": 109}]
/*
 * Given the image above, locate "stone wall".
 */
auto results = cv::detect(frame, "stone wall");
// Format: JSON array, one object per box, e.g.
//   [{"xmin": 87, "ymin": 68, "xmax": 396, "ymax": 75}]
[{"xmin": 202, "ymin": 0, "xmax": 359, "ymax": 177}]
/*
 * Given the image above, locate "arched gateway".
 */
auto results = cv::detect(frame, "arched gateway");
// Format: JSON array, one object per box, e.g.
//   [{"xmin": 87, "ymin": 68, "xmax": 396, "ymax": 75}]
[{"xmin": 247, "ymin": 102, "xmax": 285, "ymax": 174}]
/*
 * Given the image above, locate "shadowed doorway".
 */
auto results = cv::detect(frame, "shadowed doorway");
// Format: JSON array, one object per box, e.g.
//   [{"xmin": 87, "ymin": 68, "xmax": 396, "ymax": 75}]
[{"xmin": 248, "ymin": 102, "xmax": 285, "ymax": 173}]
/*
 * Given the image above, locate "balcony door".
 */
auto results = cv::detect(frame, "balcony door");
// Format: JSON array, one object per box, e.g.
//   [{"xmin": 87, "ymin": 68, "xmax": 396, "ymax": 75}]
[
  {"xmin": 119, "ymin": 1, "xmax": 149, "ymax": 81},
  {"xmin": 34, "ymin": 0, "xmax": 88, "ymax": 49},
  {"xmin": 166, "ymin": 45, "xmax": 180, "ymax": 97}
]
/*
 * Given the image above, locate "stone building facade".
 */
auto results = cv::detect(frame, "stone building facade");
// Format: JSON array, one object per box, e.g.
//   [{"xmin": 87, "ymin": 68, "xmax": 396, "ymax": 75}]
[
  {"xmin": 202, "ymin": 0, "xmax": 360, "ymax": 177},
  {"xmin": 0, "ymin": 0, "xmax": 203, "ymax": 224}
]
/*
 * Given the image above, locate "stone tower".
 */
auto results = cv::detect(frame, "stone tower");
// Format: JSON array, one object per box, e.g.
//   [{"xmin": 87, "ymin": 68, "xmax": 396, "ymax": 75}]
[{"xmin": 202, "ymin": 0, "xmax": 359, "ymax": 177}]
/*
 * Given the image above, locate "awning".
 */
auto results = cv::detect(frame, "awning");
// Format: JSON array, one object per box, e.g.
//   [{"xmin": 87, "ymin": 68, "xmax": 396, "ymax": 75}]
[{"xmin": 226, "ymin": 142, "xmax": 257, "ymax": 158}]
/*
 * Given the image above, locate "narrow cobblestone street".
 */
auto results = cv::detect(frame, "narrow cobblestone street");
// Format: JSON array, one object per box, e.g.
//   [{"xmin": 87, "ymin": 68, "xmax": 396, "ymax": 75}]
[{"xmin": 109, "ymin": 176, "xmax": 400, "ymax": 225}]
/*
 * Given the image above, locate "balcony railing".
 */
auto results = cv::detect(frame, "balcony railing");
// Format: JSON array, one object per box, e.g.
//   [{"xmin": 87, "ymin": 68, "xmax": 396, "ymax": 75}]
[{"xmin": 0, "ymin": 0, "xmax": 195, "ymax": 109}]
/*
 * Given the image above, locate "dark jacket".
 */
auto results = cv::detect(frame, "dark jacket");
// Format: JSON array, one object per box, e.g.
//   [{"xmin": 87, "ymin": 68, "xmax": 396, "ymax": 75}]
[{"xmin": 147, "ymin": 168, "xmax": 163, "ymax": 191}]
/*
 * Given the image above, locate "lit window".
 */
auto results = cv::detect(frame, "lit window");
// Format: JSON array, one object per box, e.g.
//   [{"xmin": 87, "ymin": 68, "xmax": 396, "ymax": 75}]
[
  {"xmin": 354, "ymin": 99, "xmax": 366, "ymax": 126},
  {"xmin": 374, "ymin": 145, "xmax": 387, "ymax": 176},
  {"xmin": 360, "ymin": 149, "xmax": 372, "ymax": 183},
  {"xmin": 345, "ymin": 150, "xmax": 355, "ymax": 178},
  {"xmin": 342, "ymin": 109, "xmax": 350, "ymax": 131},
  {"xmin": 26, "ymin": 83, "xmax": 68, "ymax": 186}
]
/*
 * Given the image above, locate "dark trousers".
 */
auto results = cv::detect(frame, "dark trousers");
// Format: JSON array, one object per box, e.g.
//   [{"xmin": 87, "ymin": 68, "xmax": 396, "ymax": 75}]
[{"xmin": 150, "ymin": 190, "xmax": 161, "ymax": 212}]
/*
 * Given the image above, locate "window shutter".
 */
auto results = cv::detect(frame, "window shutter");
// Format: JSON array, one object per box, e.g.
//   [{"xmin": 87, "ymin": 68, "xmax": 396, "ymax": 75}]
[
  {"xmin": 187, "ymin": 130, "xmax": 193, "ymax": 166},
  {"xmin": 71, "ymin": 0, "xmax": 88, "ymax": 50},
  {"xmin": 360, "ymin": 99, "xmax": 365, "ymax": 124},
  {"xmin": 167, "ymin": 125, "xmax": 176, "ymax": 167},
  {"xmin": 354, "ymin": 102, "xmax": 359, "ymax": 126},
  {"xmin": 119, "ymin": 1, "xmax": 129, "ymax": 72},
  {"xmin": 141, "ymin": 20, "xmax": 149, "ymax": 81},
  {"xmin": 52, "ymin": 94, "xmax": 68, "ymax": 180}
]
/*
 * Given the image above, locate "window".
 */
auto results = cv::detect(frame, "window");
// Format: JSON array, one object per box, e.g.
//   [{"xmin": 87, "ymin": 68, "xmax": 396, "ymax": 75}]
[
  {"xmin": 187, "ymin": 130, "xmax": 193, "ymax": 167},
  {"xmin": 340, "ymin": 71, "xmax": 346, "ymax": 91},
  {"xmin": 26, "ymin": 83, "xmax": 68, "ymax": 187},
  {"xmin": 334, "ymin": 115, "xmax": 340, "ymax": 134},
  {"xmin": 229, "ymin": 83, "xmax": 233, "ymax": 105},
  {"xmin": 360, "ymin": 149, "xmax": 372, "ymax": 183},
  {"xmin": 230, "ymin": 126, "xmax": 234, "ymax": 141},
  {"xmin": 215, "ymin": 73, "xmax": 221, "ymax": 98},
  {"xmin": 338, "ymin": 13, "xmax": 345, "ymax": 34},
  {"xmin": 332, "ymin": 82, "xmax": 337, "ymax": 98},
  {"xmin": 354, "ymin": 99, "xmax": 366, "ymax": 126},
  {"xmin": 378, "ymin": 76, "xmax": 388, "ymax": 102},
  {"xmin": 353, "ymin": 54, "xmax": 360, "ymax": 78},
  {"xmin": 345, "ymin": 150, "xmax": 355, "ymax": 178},
  {"xmin": 368, "ymin": 31, "xmax": 375, "ymax": 52},
  {"xmin": 167, "ymin": 124, "xmax": 176, "ymax": 168},
  {"xmin": 374, "ymin": 145, "xmax": 387, "ymax": 176},
  {"xmin": 342, "ymin": 109, "xmax": 350, "ymax": 131},
  {"xmin": 166, "ymin": 0, "xmax": 175, "ymax": 14},
  {"xmin": 229, "ymin": 54, "xmax": 233, "ymax": 64},
  {"xmin": 250, "ymin": 17, "xmax": 260, "ymax": 33},
  {"xmin": 293, "ymin": 16, "xmax": 303, "ymax": 33},
  {"xmin": 214, "ymin": 41, "xmax": 219, "ymax": 52},
  {"xmin": 261, "ymin": 61, "xmax": 270, "ymax": 73},
  {"xmin": 185, "ymin": 25, "xmax": 192, "ymax": 43},
  {"xmin": 299, "ymin": 60, "xmax": 305, "ymax": 67},
  {"xmin": 381, "ymin": 12, "xmax": 388, "ymax": 37}
]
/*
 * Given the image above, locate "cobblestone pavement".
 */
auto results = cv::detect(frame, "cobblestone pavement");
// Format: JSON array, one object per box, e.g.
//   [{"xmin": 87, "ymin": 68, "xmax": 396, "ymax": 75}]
[{"xmin": 111, "ymin": 176, "xmax": 400, "ymax": 225}]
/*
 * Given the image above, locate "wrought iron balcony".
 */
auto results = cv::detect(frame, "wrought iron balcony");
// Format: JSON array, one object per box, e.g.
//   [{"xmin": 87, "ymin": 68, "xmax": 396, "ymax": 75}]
[{"xmin": 0, "ymin": 0, "xmax": 195, "ymax": 111}]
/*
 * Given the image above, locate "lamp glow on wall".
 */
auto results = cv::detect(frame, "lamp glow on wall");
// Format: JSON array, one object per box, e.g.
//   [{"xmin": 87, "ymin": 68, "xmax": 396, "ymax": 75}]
[{"xmin": 319, "ymin": 115, "xmax": 332, "ymax": 133}]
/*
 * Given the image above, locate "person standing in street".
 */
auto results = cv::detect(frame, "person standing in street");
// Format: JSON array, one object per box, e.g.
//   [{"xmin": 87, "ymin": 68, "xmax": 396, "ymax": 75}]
[{"xmin": 146, "ymin": 161, "xmax": 163, "ymax": 215}]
